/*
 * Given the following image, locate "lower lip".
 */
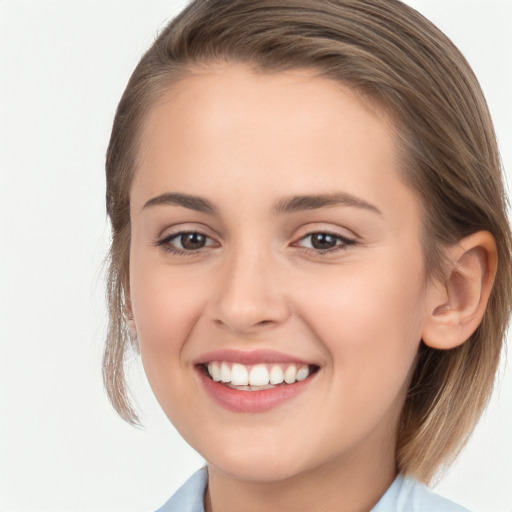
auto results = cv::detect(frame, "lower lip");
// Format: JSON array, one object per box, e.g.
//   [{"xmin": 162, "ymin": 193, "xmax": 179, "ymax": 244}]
[{"xmin": 197, "ymin": 367, "xmax": 315, "ymax": 413}]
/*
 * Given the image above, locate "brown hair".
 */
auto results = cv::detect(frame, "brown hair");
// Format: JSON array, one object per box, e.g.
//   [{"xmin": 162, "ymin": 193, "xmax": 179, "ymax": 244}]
[{"xmin": 104, "ymin": 0, "xmax": 511, "ymax": 482}]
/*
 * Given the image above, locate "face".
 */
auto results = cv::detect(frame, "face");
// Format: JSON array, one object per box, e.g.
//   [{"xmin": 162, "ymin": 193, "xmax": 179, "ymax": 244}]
[{"xmin": 129, "ymin": 64, "xmax": 434, "ymax": 482}]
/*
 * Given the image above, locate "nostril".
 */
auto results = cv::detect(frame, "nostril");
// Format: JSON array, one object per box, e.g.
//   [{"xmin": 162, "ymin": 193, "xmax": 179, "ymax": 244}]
[{"xmin": 213, "ymin": 317, "xmax": 277, "ymax": 333}]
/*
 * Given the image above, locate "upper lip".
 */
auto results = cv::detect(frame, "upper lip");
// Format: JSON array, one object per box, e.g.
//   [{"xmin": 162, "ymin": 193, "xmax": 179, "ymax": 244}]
[{"xmin": 194, "ymin": 349, "xmax": 316, "ymax": 367}]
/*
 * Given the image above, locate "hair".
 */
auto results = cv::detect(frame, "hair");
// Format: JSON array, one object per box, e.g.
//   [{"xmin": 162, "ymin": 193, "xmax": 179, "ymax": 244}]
[{"xmin": 104, "ymin": 0, "xmax": 511, "ymax": 483}]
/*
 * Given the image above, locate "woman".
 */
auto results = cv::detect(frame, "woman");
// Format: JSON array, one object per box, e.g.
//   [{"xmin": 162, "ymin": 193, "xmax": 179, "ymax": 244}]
[{"xmin": 103, "ymin": 1, "xmax": 511, "ymax": 510}]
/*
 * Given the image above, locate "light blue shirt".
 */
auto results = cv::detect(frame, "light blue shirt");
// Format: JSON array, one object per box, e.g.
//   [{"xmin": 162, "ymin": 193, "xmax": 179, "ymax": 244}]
[{"xmin": 156, "ymin": 467, "xmax": 471, "ymax": 511}]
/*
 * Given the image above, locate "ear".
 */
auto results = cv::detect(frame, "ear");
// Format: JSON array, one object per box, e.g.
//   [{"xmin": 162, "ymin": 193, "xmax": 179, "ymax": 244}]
[
  {"xmin": 422, "ymin": 231, "xmax": 497, "ymax": 350},
  {"xmin": 126, "ymin": 313, "xmax": 137, "ymax": 336}
]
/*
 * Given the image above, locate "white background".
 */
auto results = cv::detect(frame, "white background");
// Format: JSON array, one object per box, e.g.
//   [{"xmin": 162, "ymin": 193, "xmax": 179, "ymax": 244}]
[{"xmin": 0, "ymin": 1, "xmax": 511, "ymax": 511}]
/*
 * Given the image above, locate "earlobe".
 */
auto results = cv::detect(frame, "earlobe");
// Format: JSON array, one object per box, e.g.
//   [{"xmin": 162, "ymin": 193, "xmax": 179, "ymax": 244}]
[
  {"xmin": 126, "ymin": 316, "xmax": 137, "ymax": 335},
  {"xmin": 422, "ymin": 231, "xmax": 497, "ymax": 350},
  {"xmin": 125, "ymin": 299, "xmax": 137, "ymax": 336},
  {"xmin": 124, "ymin": 280, "xmax": 137, "ymax": 336}
]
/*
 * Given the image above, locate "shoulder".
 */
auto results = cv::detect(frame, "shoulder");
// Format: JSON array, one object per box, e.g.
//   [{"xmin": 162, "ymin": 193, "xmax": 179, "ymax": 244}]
[
  {"xmin": 155, "ymin": 467, "xmax": 208, "ymax": 512},
  {"xmin": 372, "ymin": 475, "xmax": 472, "ymax": 512}
]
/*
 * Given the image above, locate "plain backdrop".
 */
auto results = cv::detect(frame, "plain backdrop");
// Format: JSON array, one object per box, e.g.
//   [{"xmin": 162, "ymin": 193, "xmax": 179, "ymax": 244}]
[{"xmin": 1, "ymin": 1, "xmax": 511, "ymax": 511}]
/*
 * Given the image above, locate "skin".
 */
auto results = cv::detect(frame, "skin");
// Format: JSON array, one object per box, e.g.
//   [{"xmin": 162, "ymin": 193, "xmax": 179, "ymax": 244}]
[{"xmin": 128, "ymin": 63, "xmax": 447, "ymax": 512}]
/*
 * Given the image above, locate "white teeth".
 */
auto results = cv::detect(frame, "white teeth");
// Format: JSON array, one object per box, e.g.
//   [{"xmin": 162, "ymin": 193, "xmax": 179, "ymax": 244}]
[
  {"xmin": 269, "ymin": 365, "xmax": 284, "ymax": 385},
  {"xmin": 249, "ymin": 364, "xmax": 270, "ymax": 386},
  {"xmin": 208, "ymin": 362, "xmax": 221, "ymax": 382},
  {"xmin": 284, "ymin": 364, "xmax": 297, "ymax": 384},
  {"xmin": 296, "ymin": 365, "xmax": 309, "ymax": 382},
  {"xmin": 206, "ymin": 361, "xmax": 313, "ymax": 387},
  {"xmin": 231, "ymin": 363, "xmax": 249, "ymax": 386},
  {"xmin": 220, "ymin": 362, "xmax": 231, "ymax": 383}
]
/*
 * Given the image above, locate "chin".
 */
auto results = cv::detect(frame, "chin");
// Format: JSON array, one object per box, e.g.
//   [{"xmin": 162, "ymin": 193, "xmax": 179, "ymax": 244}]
[
  {"xmin": 198, "ymin": 437, "xmax": 318, "ymax": 484},
  {"xmin": 210, "ymin": 456, "xmax": 307, "ymax": 483}
]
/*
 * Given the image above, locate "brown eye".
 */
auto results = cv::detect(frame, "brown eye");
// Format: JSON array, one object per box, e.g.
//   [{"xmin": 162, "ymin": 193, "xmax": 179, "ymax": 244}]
[
  {"xmin": 180, "ymin": 232, "xmax": 208, "ymax": 250},
  {"xmin": 157, "ymin": 231, "xmax": 217, "ymax": 254},
  {"xmin": 310, "ymin": 233, "xmax": 339, "ymax": 250},
  {"xmin": 296, "ymin": 232, "xmax": 356, "ymax": 253}
]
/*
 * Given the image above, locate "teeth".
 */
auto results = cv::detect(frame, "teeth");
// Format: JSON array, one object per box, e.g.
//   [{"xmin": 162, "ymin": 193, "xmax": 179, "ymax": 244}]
[
  {"xmin": 206, "ymin": 361, "xmax": 312, "ymax": 388},
  {"xmin": 220, "ymin": 362, "xmax": 231, "ymax": 383},
  {"xmin": 296, "ymin": 365, "xmax": 309, "ymax": 381},
  {"xmin": 208, "ymin": 362, "xmax": 221, "ymax": 382},
  {"xmin": 249, "ymin": 364, "xmax": 270, "ymax": 386},
  {"xmin": 231, "ymin": 363, "xmax": 249, "ymax": 386},
  {"xmin": 269, "ymin": 365, "xmax": 284, "ymax": 385},
  {"xmin": 284, "ymin": 364, "xmax": 297, "ymax": 384}
]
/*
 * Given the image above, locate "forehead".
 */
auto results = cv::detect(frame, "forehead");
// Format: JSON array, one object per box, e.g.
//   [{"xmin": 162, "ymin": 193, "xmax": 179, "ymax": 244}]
[
  {"xmin": 138, "ymin": 63, "xmax": 393, "ymax": 155},
  {"xmin": 132, "ymin": 63, "xmax": 417, "ymax": 220}
]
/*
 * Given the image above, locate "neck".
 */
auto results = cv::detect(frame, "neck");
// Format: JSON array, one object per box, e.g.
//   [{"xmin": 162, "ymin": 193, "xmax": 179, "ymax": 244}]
[{"xmin": 205, "ymin": 437, "xmax": 397, "ymax": 512}]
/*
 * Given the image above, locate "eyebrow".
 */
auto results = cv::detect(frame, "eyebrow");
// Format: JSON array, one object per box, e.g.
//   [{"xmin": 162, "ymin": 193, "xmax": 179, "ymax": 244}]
[
  {"xmin": 142, "ymin": 191, "xmax": 381, "ymax": 216},
  {"xmin": 143, "ymin": 192, "xmax": 218, "ymax": 214},
  {"xmin": 272, "ymin": 193, "xmax": 382, "ymax": 215}
]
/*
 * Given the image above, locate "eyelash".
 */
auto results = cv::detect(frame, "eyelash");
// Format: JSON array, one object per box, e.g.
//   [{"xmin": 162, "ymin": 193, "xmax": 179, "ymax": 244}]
[
  {"xmin": 155, "ymin": 230, "xmax": 357, "ymax": 256},
  {"xmin": 155, "ymin": 231, "xmax": 217, "ymax": 256},
  {"xmin": 295, "ymin": 232, "xmax": 357, "ymax": 254}
]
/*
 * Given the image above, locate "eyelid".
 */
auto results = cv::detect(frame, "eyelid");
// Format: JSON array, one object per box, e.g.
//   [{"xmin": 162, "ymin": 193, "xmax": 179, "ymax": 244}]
[
  {"xmin": 154, "ymin": 226, "xmax": 220, "ymax": 255},
  {"xmin": 155, "ymin": 221, "xmax": 216, "ymax": 239},
  {"xmin": 160, "ymin": 231, "xmax": 216, "ymax": 245},
  {"xmin": 153, "ymin": 223, "xmax": 358, "ymax": 256},
  {"xmin": 293, "ymin": 223, "xmax": 358, "ymax": 241},
  {"xmin": 296, "ymin": 232, "xmax": 355, "ymax": 249},
  {"xmin": 290, "ymin": 225, "xmax": 359, "ymax": 255}
]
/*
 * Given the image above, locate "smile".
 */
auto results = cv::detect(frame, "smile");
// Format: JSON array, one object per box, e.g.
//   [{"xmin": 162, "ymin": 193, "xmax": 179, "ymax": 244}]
[
  {"xmin": 205, "ymin": 361, "xmax": 313, "ymax": 390},
  {"xmin": 195, "ymin": 350, "xmax": 320, "ymax": 412}
]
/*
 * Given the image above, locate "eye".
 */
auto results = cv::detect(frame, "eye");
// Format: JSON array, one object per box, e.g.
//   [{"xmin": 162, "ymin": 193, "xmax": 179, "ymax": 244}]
[
  {"xmin": 156, "ymin": 231, "xmax": 217, "ymax": 254},
  {"xmin": 296, "ymin": 232, "xmax": 356, "ymax": 252}
]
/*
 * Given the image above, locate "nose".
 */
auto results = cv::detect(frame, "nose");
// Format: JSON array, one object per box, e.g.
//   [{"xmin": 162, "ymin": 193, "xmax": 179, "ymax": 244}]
[{"xmin": 210, "ymin": 245, "xmax": 291, "ymax": 335}]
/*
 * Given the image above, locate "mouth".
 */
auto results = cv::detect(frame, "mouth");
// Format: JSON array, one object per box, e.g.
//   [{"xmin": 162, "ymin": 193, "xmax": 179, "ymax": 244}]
[
  {"xmin": 201, "ymin": 361, "xmax": 319, "ymax": 391},
  {"xmin": 194, "ymin": 350, "xmax": 320, "ymax": 412}
]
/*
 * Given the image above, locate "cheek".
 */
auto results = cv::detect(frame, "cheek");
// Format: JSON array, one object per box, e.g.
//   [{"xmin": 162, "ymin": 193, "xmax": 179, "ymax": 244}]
[
  {"xmin": 130, "ymin": 262, "xmax": 206, "ymax": 367},
  {"xmin": 130, "ymin": 267, "xmax": 209, "ymax": 421},
  {"xmin": 298, "ymin": 258, "xmax": 426, "ymax": 386}
]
